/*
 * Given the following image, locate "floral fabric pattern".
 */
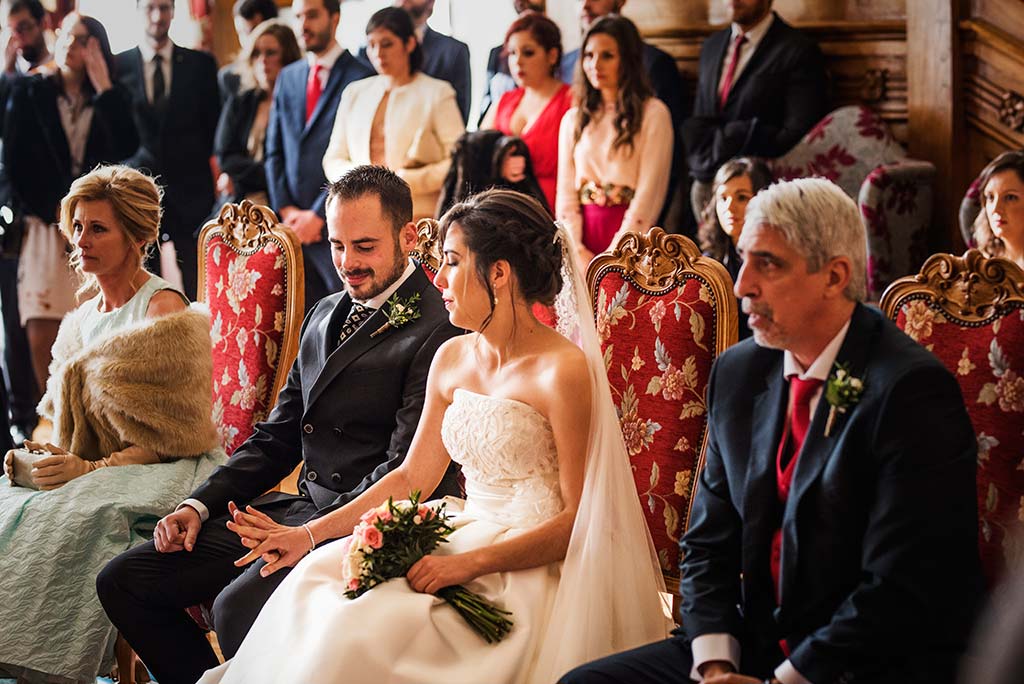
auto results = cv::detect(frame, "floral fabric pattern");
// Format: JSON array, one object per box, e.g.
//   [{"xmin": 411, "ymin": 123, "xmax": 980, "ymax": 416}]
[
  {"xmin": 594, "ymin": 272, "xmax": 717, "ymax": 574},
  {"xmin": 205, "ymin": 236, "xmax": 291, "ymax": 455},
  {"xmin": 771, "ymin": 105, "xmax": 934, "ymax": 300},
  {"xmin": 896, "ymin": 299, "xmax": 1024, "ymax": 586}
]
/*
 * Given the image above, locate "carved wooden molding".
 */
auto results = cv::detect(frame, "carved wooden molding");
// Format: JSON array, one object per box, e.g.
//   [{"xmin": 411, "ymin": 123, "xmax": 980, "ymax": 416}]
[
  {"xmin": 411, "ymin": 218, "xmax": 442, "ymax": 273},
  {"xmin": 862, "ymin": 68, "xmax": 888, "ymax": 102},
  {"xmin": 1000, "ymin": 91, "xmax": 1024, "ymax": 132},
  {"xmin": 586, "ymin": 227, "xmax": 739, "ymax": 349},
  {"xmin": 880, "ymin": 249, "xmax": 1024, "ymax": 323},
  {"xmin": 960, "ymin": 19, "xmax": 1024, "ymax": 64},
  {"xmin": 207, "ymin": 199, "xmax": 283, "ymax": 254}
]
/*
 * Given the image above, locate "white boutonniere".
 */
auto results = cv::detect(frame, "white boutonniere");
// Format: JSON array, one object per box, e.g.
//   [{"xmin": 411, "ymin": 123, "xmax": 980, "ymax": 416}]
[
  {"xmin": 370, "ymin": 292, "xmax": 422, "ymax": 338},
  {"xmin": 824, "ymin": 362, "xmax": 864, "ymax": 437}
]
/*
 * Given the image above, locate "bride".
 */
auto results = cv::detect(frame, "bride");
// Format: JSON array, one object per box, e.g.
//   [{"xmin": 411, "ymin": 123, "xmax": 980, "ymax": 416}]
[{"xmin": 198, "ymin": 189, "xmax": 670, "ymax": 684}]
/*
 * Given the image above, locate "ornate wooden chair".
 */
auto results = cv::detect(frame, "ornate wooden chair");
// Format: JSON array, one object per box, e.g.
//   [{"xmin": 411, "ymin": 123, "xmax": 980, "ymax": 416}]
[
  {"xmin": 587, "ymin": 228, "xmax": 738, "ymax": 615},
  {"xmin": 411, "ymin": 218, "xmax": 442, "ymax": 282},
  {"xmin": 880, "ymin": 250, "xmax": 1024, "ymax": 587}
]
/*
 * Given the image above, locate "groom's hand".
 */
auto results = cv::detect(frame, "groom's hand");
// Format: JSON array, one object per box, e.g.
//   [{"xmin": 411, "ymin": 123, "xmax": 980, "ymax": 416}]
[{"xmin": 154, "ymin": 506, "xmax": 201, "ymax": 553}]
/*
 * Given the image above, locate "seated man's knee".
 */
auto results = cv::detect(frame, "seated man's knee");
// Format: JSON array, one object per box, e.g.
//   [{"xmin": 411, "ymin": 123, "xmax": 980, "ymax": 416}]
[
  {"xmin": 96, "ymin": 546, "xmax": 147, "ymax": 617},
  {"xmin": 211, "ymin": 565, "xmax": 271, "ymax": 658}
]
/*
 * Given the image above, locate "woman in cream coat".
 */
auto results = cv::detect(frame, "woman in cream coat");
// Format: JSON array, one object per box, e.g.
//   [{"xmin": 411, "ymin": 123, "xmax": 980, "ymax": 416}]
[{"xmin": 323, "ymin": 7, "xmax": 464, "ymax": 219}]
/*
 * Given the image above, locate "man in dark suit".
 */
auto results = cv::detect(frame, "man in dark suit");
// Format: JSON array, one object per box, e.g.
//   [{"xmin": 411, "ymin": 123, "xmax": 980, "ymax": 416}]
[
  {"xmin": 561, "ymin": 178, "xmax": 984, "ymax": 684},
  {"xmin": 115, "ymin": 0, "xmax": 220, "ymax": 301},
  {"xmin": 267, "ymin": 0, "xmax": 372, "ymax": 306},
  {"xmin": 358, "ymin": 0, "xmax": 471, "ymax": 123},
  {"xmin": 97, "ymin": 166, "xmax": 463, "ymax": 684},
  {"xmin": 684, "ymin": 0, "xmax": 829, "ymax": 218},
  {"xmin": 560, "ymin": 0, "xmax": 686, "ymax": 232}
]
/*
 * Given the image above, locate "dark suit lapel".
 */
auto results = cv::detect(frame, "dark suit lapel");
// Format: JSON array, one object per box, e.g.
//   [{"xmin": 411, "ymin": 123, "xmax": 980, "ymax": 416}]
[
  {"xmin": 723, "ymin": 13, "xmax": 784, "ymax": 110},
  {"xmin": 779, "ymin": 304, "xmax": 878, "ymax": 605},
  {"xmin": 125, "ymin": 48, "xmax": 160, "ymax": 130},
  {"xmin": 742, "ymin": 355, "xmax": 788, "ymax": 554},
  {"xmin": 31, "ymin": 79, "xmax": 71, "ymax": 178},
  {"xmin": 708, "ymin": 29, "xmax": 732, "ymax": 108}
]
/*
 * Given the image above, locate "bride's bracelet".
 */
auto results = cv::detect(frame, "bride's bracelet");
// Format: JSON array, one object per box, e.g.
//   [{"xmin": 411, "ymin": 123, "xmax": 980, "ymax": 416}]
[{"xmin": 301, "ymin": 523, "xmax": 316, "ymax": 554}]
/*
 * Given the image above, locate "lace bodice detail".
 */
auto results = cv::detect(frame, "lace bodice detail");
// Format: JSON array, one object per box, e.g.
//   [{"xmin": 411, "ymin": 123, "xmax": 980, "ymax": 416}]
[{"xmin": 441, "ymin": 389, "xmax": 562, "ymax": 527}]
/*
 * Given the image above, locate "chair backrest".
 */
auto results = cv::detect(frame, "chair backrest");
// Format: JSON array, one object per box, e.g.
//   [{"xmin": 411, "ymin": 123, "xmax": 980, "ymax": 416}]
[
  {"xmin": 411, "ymin": 218, "xmax": 442, "ymax": 283},
  {"xmin": 587, "ymin": 227, "xmax": 738, "ymax": 591},
  {"xmin": 197, "ymin": 200, "xmax": 305, "ymax": 455},
  {"xmin": 880, "ymin": 249, "xmax": 1024, "ymax": 587}
]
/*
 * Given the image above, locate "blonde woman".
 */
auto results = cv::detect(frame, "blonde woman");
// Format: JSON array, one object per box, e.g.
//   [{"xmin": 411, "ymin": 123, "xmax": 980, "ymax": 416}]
[
  {"xmin": 0, "ymin": 166, "xmax": 222, "ymax": 683},
  {"xmin": 322, "ymin": 7, "xmax": 464, "ymax": 219}
]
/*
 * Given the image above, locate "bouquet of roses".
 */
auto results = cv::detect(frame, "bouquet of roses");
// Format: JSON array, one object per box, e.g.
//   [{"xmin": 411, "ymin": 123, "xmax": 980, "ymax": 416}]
[{"xmin": 341, "ymin": 490, "xmax": 514, "ymax": 643}]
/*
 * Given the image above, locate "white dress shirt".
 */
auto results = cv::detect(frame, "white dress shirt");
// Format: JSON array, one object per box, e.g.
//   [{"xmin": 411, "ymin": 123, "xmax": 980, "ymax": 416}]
[
  {"xmin": 716, "ymin": 11, "xmax": 776, "ymax": 94},
  {"xmin": 691, "ymin": 318, "xmax": 853, "ymax": 684},
  {"xmin": 138, "ymin": 40, "xmax": 174, "ymax": 105},
  {"xmin": 307, "ymin": 41, "xmax": 344, "ymax": 90},
  {"xmin": 179, "ymin": 259, "xmax": 420, "ymax": 523}
]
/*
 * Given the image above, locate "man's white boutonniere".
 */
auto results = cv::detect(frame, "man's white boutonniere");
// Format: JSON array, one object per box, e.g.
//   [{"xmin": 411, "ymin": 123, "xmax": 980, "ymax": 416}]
[
  {"xmin": 824, "ymin": 362, "xmax": 864, "ymax": 437},
  {"xmin": 370, "ymin": 292, "xmax": 422, "ymax": 338}
]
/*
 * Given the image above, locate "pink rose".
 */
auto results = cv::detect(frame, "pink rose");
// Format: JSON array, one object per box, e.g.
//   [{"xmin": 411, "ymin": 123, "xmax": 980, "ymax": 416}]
[
  {"xmin": 359, "ymin": 510, "xmax": 379, "ymax": 525},
  {"xmin": 378, "ymin": 508, "xmax": 393, "ymax": 522},
  {"xmin": 347, "ymin": 578, "xmax": 360, "ymax": 592},
  {"xmin": 418, "ymin": 504, "xmax": 433, "ymax": 520},
  {"xmin": 361, "ymin": 525, "xmax": 384, "ymax": 550}
]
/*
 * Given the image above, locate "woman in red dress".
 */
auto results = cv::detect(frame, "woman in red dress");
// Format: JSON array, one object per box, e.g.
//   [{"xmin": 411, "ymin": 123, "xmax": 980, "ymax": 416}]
[{"xmin": 482, "ymin": 11, "xmax": 570, "ymax": 215}]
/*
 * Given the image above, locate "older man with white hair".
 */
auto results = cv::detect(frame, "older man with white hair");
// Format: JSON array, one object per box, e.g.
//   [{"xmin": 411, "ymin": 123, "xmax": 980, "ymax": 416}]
[{"xmin": 561, "ymin": 177, "xmax": 983, "ymax": 684}]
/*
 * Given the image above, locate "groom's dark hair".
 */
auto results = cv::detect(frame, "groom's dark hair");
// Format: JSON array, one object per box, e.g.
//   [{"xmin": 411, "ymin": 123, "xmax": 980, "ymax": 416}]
[{"xmin": 326, "ymin": 165, "xmax": 413, "ymax": 236}]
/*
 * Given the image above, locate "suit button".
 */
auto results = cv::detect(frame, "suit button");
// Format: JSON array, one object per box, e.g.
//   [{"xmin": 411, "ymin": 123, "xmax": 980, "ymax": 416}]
[
  {"xmin": 307, "ymin": 470, "xmax": 318, "ymax": 482},
  {"xmin": 331, "ymin": 473, "xmax": 342, "ymax": 484},
  {"xmin": 303, "ymin": 424, "xmax": 314, "ymax": 434},
  {"xmin": 333, "ymin": 427, "xmax": 343, "ymax": 436}
]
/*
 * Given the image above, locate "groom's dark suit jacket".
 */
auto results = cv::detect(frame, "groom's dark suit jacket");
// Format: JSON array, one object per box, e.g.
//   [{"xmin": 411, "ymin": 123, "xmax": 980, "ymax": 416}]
[
  {"xmin": 189, "ymin": 266, "xmax": 463, "ymax": 524},
  {"xmin": 681, "ymin": 304, "xmax": 984, "ymax": 684}
]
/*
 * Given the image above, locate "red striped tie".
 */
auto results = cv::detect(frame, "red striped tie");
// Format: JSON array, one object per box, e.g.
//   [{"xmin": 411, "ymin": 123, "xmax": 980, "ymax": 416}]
[
  {"xmin": 305, "ymin": 63, "xmax": 323, "ymax": 124},
  {"xmin": 718, "ymin": 33, "xmax": 748, "ymax": 110}
]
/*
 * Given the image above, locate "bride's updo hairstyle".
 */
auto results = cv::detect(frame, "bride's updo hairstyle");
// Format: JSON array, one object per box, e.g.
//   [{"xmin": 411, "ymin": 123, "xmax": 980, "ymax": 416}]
[{"xmin": 438, "ymin": 188, "xmax": 563, "ymax": 330}]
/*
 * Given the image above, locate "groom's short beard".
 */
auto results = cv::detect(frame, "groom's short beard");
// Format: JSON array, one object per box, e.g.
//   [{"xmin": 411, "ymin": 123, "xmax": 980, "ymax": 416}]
[{"xmin": 338, "ymin": 245, "xmax": 407, "ymax": 301}]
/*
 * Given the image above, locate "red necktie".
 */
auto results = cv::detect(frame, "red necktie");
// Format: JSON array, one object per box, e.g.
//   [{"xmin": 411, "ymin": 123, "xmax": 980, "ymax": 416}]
[
  {"xmin": 305, "ymin": 63, "xmax": 324, "ymax": 124},
  {"xmin": 718, "ymin": 32, "xmax": 748, "ymax": 110},
  {"xmin": 770, "ymin": 375, "xmax": 823, "ymax": 654}
]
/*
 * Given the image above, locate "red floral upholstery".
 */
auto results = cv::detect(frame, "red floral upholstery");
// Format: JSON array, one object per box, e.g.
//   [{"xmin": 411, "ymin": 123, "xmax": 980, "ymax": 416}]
[
  {"xmin": 588, "ymin": 229, "xmax": 738, "ymax": 594},
  {"xmin": 184, "ymin": 200, "xmax": 304, "ymax": 630},
  {"xmin": 772, "ymin": 105, "xmax": 935, "ymax": 300},
  {"xmin": 882, "ymin": 251, "xmax": 1024, "ymax": 587}
]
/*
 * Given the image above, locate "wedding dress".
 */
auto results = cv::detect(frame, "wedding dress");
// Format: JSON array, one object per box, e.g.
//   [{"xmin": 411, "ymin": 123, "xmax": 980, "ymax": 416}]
[{"xmin": 198, "ymin": 223, "xmax": 671, "ymax": 684}]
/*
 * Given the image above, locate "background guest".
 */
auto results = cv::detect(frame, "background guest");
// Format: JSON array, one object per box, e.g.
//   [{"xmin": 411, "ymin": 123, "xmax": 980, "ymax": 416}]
[
  {"xmin": 214, "ymin": 19, "xmax": 301, "ymax": 212},
  {"xmin": 323, "ymin": 7, "xmax": 463, "ymax": 221},
  {"xmin": 556, "ymin": 14, "xmax": 672, "ymax": 267},
  {"xmin": 116, "ymin": 0, "xmax": 220, "ymax": 300},
  {"xmin": 477, "ymin": 0, "xmax": 546, "ymax": 125},
  {"xmin": 698, "ymin": 156, "xmax": 772, "ymax": 339},
  {"xmin": 972, "ymin": 150, "xmax": 1024, "ymax": 270},
  {"xmin": 359, "ymin": 0, "xmax": 471, "ymax": 124},
  {"xmin": 481, "ymin": 10, "xmax": 570, "ymax": 214},
  {"xmin": 218, "ymin": 0, "xmax": 279, "ymax": 103},
  {"xmin": 0, "ymin": 164, "xmax": 221, "ymax": 684},
  {"xmin": 683, "ymin": 0, "xmax": 828, "ymax": 219},
  {"xmin": 2, "ymin": 12, "xmax": 138, "ymax": 407},
  {"xmin": 267, "ymin": 0, "xmax": 373, "ymax": 306}
]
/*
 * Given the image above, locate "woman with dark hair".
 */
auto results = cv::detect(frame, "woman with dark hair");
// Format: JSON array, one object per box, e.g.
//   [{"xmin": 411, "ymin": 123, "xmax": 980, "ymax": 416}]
[
  {"xmin": 196, "ymin": 188, "xmax": 670, "ymax": 684},
  {"xmin": 2, "ymin": 12, "xmax": 138, "ymax": 407},
  {"xmin": 213, "ymin": 19, "xmax": 302, "ymax": 211},
  {"xmin": 323, "ymin": 7, "xmax": 464, "ymax": 220},
  {"xmin": 556, "ymin": 14, "xmax": 673, "ymax": 267},
  {"xmin": 973, "ymin": 151, "xmax": 1024, "ymax": 269},
  {"xmin": 698, "ymin": 157, "xmax": 772, "ymax": 339},
  {"xmin": 481, "ymin": 10, "xmax": 570, "ymax": 213}
]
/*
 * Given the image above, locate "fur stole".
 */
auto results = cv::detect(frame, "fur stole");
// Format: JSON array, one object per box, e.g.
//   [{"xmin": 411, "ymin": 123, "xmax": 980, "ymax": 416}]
[{"xmin": 38, "ymin": 306, "xmax": 219, "ymax": 460}]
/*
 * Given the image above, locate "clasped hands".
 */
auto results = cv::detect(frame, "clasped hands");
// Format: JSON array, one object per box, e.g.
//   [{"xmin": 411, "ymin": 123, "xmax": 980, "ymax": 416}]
[
  {"xmin": 3, "ymin": 441, "xmax": 95, "ymax": 490},
  {"xmin": 700, "ymin": 661, "xmax": 779, "ymax": 684},
  {"xmin": 221, "ymin": 503, "xmax": 484, "ymax": 591}
]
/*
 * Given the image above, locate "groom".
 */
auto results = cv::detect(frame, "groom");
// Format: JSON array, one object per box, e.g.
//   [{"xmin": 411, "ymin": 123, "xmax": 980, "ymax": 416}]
[
  {"xmin": 97, "ymin": 165, "xmax": 462, "ymax": 684},
  {"xmin": 562, "ymin": 178, "xmax": 984, "ymax": 684}
]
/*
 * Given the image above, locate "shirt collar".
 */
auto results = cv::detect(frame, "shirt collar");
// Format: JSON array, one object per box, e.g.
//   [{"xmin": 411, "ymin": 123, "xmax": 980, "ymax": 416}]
[
  {"xmin": 731, "ymin": 10, "xmax": 774, "ymax": 48},
  {"xmin": 783, "ymin": 318, "xmax": 852, "ymax": 382},
  {"xmin": 307, "ymin": 41, "xmax": 344, "ymax": 72},
  {"xmin": 414, "ymin": 24, "xmax": 428, "ymax": 45},
  {"xmin": 355, "ymin": 258, "xmax": 417, "ymax": 309},
  {"xmin": 139, "ymin": 39, "xmax": 174, "ymax": 64}
]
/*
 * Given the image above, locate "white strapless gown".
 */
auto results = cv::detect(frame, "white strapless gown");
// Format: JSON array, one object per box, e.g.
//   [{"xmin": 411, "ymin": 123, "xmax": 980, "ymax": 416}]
[{"xmin": 198, "ymin": 389, "xmax": 568, "ymax": 684}]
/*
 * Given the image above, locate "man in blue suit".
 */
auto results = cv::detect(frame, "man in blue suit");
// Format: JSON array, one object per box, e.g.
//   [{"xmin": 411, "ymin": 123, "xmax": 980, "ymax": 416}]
[
  {"xmin": 267, "ymin": 0, "xmax": 373, "ymax": 305},
  {"xmin": 358, "ymin": 0, "xmax": 471, "ymax": 124}
]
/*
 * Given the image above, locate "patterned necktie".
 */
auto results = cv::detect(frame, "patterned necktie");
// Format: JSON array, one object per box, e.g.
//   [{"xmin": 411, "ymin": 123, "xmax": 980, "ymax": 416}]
[
  {"xmin": 337, "ymin": 303, "xmax": 374, "ymax": 347},
  {"xmin": 305, "ymin": 63, "xmax": 323, "ymax": 123},
  {"xmin": 718, "ymin": 32, "xmax": 747, "ymax": 110},
  {"xmin": 152, "ymin": 54, "xmax": 166, "ymax": 105}
]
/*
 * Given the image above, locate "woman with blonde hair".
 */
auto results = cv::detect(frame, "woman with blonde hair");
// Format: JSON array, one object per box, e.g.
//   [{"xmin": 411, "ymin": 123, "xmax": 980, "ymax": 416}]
[{"xmin": 0, "ymin": 166, "xmax": 223, "ymax": 683}]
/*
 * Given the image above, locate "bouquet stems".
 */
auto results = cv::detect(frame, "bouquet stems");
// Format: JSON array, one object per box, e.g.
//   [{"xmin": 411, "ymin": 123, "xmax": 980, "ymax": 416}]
[{"xmin": 438, "ymin": 585, "xmax": 514, "ymax": 643}]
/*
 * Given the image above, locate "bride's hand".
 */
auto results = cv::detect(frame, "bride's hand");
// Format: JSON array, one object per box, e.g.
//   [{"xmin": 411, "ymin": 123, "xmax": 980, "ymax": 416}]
[
  {"xmin": 406, "ymin": 552, "xmax": 483, "ymax": 594},
  {"xmin": 226, "ymin": 502, "xmax": 313, "ymax": 577}
]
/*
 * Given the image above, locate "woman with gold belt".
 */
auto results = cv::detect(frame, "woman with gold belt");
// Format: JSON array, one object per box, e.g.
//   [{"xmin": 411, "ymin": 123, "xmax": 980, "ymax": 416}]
[{"xmin": 555, "ymin": 14, "xmax": 673, "ymax": 268}]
